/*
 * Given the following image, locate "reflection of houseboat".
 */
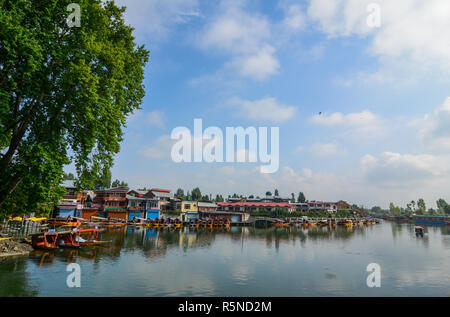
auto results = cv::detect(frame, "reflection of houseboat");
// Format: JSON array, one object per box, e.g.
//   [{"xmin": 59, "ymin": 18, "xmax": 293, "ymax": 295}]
[{"xmin": 413, "ymin": 215, "xmax": 450, "ymax": 226}]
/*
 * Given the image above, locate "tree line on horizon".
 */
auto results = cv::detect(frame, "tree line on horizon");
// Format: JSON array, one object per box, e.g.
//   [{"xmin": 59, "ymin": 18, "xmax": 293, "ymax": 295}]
[{"xmin": 371, "ymin": 198, "xmax": 450, "ymax": 216}]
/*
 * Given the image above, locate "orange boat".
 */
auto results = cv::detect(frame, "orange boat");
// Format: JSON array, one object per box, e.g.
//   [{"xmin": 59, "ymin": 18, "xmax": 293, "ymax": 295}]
[
  {"xmin": 77, "ymin": 228, "xmax": 111, "ymax": 246},
  {"xmin": 57, "ymin": 231, "xmax": 80, "ymax": 249},
  {"xmin": 31, "ymin": 231, "xmax": 59, "ymax": 250},
  {"xmin": 274, "ymin": 221, "xmax": 290, "ymax": 228}
]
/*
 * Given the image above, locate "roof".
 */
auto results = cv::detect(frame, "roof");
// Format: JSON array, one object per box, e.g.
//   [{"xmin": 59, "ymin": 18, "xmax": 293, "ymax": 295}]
[
  {"xmin": 198, "ymin": 202, "xmax": 218, "ymax": 208},
  {"xmin": 126, "ymin": 195, "xmax": 158, "ymax": 201},
  {"xmin": 198, "ymin": 211, "xmax": 249, "ymax": 215},
  {"xmin": 150, "ymin": 191, "xmax": 172, "ymax": 198},
  {"xmin": 217, "ymin": 202, "xmax": 294, "ymax": 208},
  {"xmin": 128, "ymin": 190, "xmax": 149, "ymax": 196},
  {"xmin": 95, "ymin": 186, "xmax": 128, "ymax": 193},
  {"xmin": 151, "ymin": 188, "xmax": 171, "ymax": 193},
  {"xmin": 308, "ymin": 201, "xmax": 337, "ymax": 205}
]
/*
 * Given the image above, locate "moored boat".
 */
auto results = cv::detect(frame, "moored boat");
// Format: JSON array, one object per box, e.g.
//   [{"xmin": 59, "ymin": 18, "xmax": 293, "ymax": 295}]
[
  {"xmin": 31, "ymin": 231, "xmax": 59, "ymax": 250},
  {"xmin": 413, "ymin": 215, "xmax": 450, "ymax": 226}
]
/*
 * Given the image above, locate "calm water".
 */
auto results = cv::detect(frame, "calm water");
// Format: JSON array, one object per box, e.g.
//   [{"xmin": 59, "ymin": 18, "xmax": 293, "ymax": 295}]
[{"xmin": 1, "ymin": 221, "xmax": 450, "ymax": 297}]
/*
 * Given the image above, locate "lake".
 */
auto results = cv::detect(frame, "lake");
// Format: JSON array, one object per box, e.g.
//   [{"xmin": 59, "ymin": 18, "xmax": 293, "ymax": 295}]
[{"xmin": 1, "ymin": 221, "xmax": 450, "ymax": 297}]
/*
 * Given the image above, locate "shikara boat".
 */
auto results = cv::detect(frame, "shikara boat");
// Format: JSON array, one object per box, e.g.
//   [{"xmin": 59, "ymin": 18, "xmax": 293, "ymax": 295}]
[
  {"xmin": 415, "ymin": 226, "xmax": 424, "ymax": 237},
  {"xmin": 77, "ymin": 228, "xmax": 111, "ymax": 247},
  {"xmin": 273, "ymin": 221, "xmax": 290, "ymax": 228},
  {"xmin": 57, "ymin": 231, "xmax": 80, "ymax": 249},
  {"xmin": 31, "ymin": 231, "xmax": 59, "ymax": 250}
]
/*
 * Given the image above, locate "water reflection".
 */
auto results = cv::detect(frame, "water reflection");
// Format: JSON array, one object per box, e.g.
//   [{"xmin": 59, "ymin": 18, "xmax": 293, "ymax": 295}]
[{"xmin": 1, "ymin": 222, "xmax": 450, "ymax": 297}]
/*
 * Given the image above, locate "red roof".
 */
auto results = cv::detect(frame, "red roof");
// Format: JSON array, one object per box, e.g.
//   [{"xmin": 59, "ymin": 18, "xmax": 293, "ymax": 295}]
[
  {"xmin": 151, "ymin": 188, "xmax": 171, "ymax": 193},
  {"xmin": 217, "ymin": 202, "xmax": 294, "ymax": 207}
]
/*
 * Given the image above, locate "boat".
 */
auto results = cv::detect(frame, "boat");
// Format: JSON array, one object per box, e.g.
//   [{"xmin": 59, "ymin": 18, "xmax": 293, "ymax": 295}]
[
  {"xmin": 57, "ymin": 231, "xmax": 80, "ymax": 249},
  {"xmin": 31, "ymin": 231, "xmax": 59, "ymax": 250},
  {"xmin": 273, "ymin": 221, "xmax": 290, "ymax": 228},
  {"xmin": 77, "ymin": 228, "xmax": 111, "ymax": 247},
  {"xmin": 415, "ymin": 226, "xmax": 424, "ymax": 237},
  {"xmin": 413, "ymin": 215, "xmax": 450, "ymax": 226}
]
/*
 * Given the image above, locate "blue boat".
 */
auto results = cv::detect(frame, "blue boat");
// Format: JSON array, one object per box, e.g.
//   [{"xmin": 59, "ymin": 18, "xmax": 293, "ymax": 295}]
[{"xmin": 413, "ymin": 215, "xmax": 450, "ymax": 226}]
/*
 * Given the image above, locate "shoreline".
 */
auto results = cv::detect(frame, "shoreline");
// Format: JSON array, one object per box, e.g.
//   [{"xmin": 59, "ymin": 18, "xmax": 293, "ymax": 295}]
[{"xmin": 0, "ymin": 239, "xmax": 33, "ymax": 258}]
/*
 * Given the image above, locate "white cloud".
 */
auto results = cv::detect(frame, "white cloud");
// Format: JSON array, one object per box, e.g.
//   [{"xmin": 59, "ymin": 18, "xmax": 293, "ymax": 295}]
[
  {"xmin": 228, "ymin": 46, "xmax": 280, "ymax": 81},
  {"xmin": 310, "ymin": 143, "xmax": 345, "ymax": 157},
  {"xmin": 139, "ymin": 135, "xmax": 174, "ymax": 160},
  {"xmin": 229, "ymin": 97, "xmax": 297, "ymax": 123},
  {"xmin": 418, "ymin": 97, "xmax": 450, "ymax": 152},
  {"xmin": 360, "ymin": 152, "xmax": 450, "ymax": 185},
  {"xmin": 116, "ymin": 0, "xmax": 200, "ymax": 41},
  {"xmin": 281, "ymin": 3, "xmax": 307, "ymax": 32},
  {"xmin": 146, "ymin": 111, "xmax": 166, "ymax": 129},
  {"xmin": 198, "ymin": 1, "xmax": 279, "ymax": 80},
  {"xmin": 310, "ymin": 110, "xmax": 386, "ymax": 137},
  {"xmin": 307, "ymin": 0, "xmax": 450, "ymax": 76}
]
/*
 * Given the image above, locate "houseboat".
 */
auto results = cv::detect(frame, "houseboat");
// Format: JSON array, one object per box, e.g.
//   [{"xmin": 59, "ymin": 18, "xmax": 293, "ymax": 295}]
[{"xmin": 413, "ymin": 215, "xmax": 450, "ymax": 226}]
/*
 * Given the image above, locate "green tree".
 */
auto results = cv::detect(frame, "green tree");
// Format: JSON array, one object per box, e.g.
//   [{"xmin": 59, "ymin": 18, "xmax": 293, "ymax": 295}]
[
  {"xmin": 191, "ymin": 188, "xmax": 202, "ymax": 201},
  {"xmin": 437, "ymin": 199, "xmax": 450, "ymax": 214},
  {"xmin": 63, "ymin": 172, "xmax": 75, "ymax": 181},
  {"xmin": 111, "ymin": 179, "xmax": 128, "ymax": 189},
  {"xmin": 417, "ymin": 198, "xmax": 426, "ymax": 214},
  {"xmin": 0, "ymin": 0, "xmax": 148, "ymax": 215},
  {"xmin": 389, "ymin": 202, "xmax": 401, "ymax": 216},
  {"xmin": 95, "ymin": 168, "xmax": 111, "ymax": 190},
  {"xmin": 371, "ymin": 206, "xmax": 382, "ymax": 214},
  {"xmin": 297, "ymin": 192, "xmax": 306, "ymax": 203},
  {"xmin": 175, "ymin": 188, "xmax": 185, "ymax": 199},
  {"xmin": 274, "ymin": 189, "xmax": 279, "ymax": 196}
]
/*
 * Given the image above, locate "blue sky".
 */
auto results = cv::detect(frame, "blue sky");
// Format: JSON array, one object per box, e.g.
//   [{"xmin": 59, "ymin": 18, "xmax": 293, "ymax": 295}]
[{"xmin": 85, "ymin": 0, "xmax": 450, "ymax": 209}]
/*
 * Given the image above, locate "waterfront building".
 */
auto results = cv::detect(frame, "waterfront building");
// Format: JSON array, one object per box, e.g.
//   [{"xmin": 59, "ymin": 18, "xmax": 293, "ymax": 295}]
[
  {"xmin": 127, "ymin": 190, "xmax": 161, "ymax": 220},
  {"xmin": 217, "ymin": 202, "xmax": 296, "ymax": 214},
  {"xmin": 54, "ymin": 180, "xmax": 88, "ymax": 218},
  {"xmin": 199, "ymin": 211, "xmax": 250, "ymax": 223},
  {"xmin": 94, "ymin": 186, "xmax": 128, "ymax": 219},
  {"xmin": 307, "ymin": 201, "xmax": 338, "ymax": 213},
  {"xmin": 147, "ymin": 188, "xmax": 172, "ymax": 211},
  {"xmin": 336, "ymin": 200, "xmax": 352, "ymax": 211},
  {"xmin": 290, "ymin": 203, "xmax": 309, "ymax": 212},
  {"xmin": 180, "ymin": 201, "xmax": 199, "ymax": 222},
  {"xmin": 198, "ymin": 201, "xmax": 218, "ymax": 212}
]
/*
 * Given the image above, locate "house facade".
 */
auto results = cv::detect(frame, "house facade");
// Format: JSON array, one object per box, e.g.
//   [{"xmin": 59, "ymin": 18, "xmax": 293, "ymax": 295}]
[
  {"xmin": 127, "ymin": 190, "xmax": 162, "ymax": 220},
  {"xmin": 94, "ymin": 186, "xmax": 128, "ymax": 219},
  {"xmin": 217, "ymin": 202, "xmax": 296, "ymax": 213}
]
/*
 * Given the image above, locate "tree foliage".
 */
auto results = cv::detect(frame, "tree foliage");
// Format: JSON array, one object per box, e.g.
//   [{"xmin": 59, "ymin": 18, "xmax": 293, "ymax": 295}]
[
  {"xmin": 111, "ymin": 179, "xmax": 128, "ymax": 189},
  {"xmin": 191, "ymin": 188, "xmax": 202, "ymax": 201},
  {"xmin": 0, "ymin": 0, "xmax": 149, "ymax": 215},
  {"xmin": 297, "ymin": 192, "xmax": 306, "ymax": 203}
]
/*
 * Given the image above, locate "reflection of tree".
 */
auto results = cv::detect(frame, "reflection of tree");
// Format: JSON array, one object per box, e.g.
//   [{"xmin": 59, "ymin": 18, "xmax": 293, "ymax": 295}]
[
  {"xmin": 391, "ymin": 223, "xmax": 403, "ymax": 240},
  {"xmin": 0, "ymin": 257, "xmax": 39, "ymax": 296}
]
